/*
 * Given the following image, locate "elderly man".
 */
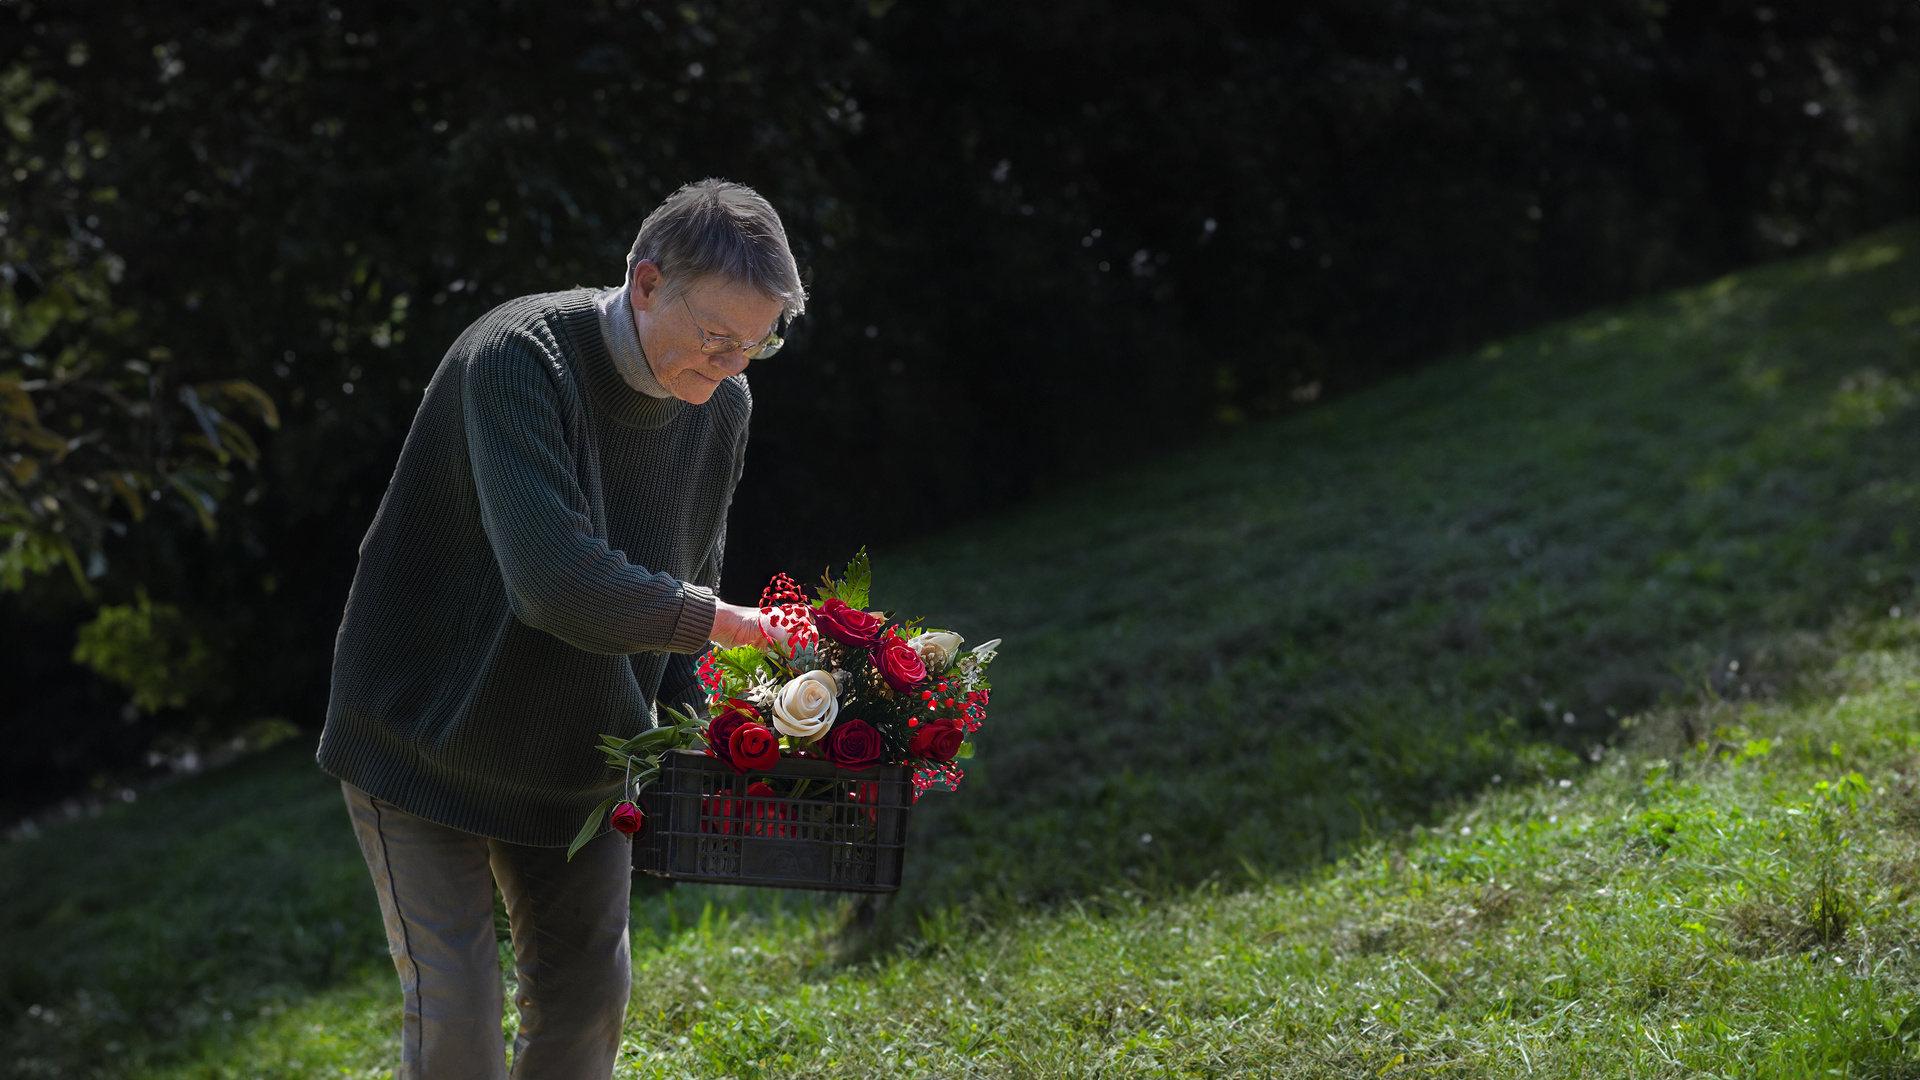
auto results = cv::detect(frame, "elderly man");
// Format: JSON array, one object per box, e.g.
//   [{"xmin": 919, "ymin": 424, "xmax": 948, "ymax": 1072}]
[{"xmin": 317, "ymin": 179, "xmax": 797, "ymax": 1079}]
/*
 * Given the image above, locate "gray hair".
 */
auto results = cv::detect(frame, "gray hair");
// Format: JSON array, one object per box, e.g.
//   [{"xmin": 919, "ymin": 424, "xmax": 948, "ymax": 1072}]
[{"xmin": 625, "ymin": 179, "xmax": 807, "ymax": 323}]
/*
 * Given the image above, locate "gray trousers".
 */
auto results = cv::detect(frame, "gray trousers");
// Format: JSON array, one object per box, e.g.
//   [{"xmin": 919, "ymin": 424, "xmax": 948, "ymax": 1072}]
[{"xmin": 342, "ymin": 782, "xmax": 632, "ymax": 1080}]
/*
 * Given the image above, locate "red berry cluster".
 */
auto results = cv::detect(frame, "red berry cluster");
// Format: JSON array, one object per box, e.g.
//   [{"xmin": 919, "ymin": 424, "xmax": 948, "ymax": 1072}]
[
  {"xmin": 697, "ymin": 652, "xmax": 729, "ymax": 706},
  {"xmin": 961, "ymin": 688, "xmax": 989, "ymax": 734},
  {"xmin": 759, "ymin": 573, "xmax": 807, "ymax": 608},
  {"xmin": 905, "ymin": 682, "xmax": 985, "ymax": 735},
  {"xmin": 910, "ymin": 760, "xmax": 965, "ymax": 802},
  {"xmin": 759, "ymin": 573, "xmax": 819, "ymax": 653}
]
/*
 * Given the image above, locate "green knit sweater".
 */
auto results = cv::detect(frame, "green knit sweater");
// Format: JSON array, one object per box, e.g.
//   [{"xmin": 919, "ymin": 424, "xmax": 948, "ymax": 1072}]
[{"xmin": 317, "ymin": 289, "xmax": 747, "ymax": 846}]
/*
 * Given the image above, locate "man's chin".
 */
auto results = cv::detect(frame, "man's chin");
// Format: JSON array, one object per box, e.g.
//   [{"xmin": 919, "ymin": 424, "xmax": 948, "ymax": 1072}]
[{"xmin": 670, "ymin": 377, "xmax": 720, "ymax": 405}]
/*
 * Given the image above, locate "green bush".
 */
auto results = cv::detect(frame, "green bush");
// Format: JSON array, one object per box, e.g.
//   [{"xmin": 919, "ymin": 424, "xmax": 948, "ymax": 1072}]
[{"xmin": 70, "ymin": 592, "xmax": 222, "ymax": 715}]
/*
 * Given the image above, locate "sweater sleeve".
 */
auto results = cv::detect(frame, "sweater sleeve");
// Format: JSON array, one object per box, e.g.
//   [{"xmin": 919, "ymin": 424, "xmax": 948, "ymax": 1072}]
[{"xmin": 463, "ymin": 334, "xmax": 716, "ymax": 655}]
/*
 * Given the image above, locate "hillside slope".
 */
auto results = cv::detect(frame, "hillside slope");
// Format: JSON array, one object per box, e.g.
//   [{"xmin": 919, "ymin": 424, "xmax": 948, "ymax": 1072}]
[
  {"xmin": 889, "ymin": 222, "xmax": 1920, "ymax": 907},
  {"xmin": 5, "ymin": 224, "xmax": 1920, "ymax": 1078}
]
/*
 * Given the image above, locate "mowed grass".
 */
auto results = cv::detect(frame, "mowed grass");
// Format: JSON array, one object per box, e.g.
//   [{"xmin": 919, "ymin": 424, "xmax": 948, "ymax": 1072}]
[
  {"xmin": 105, "ymin": 621, "xmax": 1920, "ymax": 1078},
  {"xmin": 5, "ymin": 223, "xmax": 1920, "ymax": 1077},
  {"xmin": 489, "ymin": 624, "xmax": 1920, "ymax": 1078}
]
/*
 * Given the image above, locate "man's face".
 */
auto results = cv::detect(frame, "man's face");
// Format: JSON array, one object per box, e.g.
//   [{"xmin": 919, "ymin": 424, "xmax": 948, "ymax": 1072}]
[{"xmin": 629, "ymin": 261, "xmax": 784, "ymax": 405}]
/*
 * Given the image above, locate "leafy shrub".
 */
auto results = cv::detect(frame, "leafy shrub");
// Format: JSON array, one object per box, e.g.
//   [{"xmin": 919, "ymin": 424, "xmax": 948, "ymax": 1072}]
[{"xmin": 70, "ymin": 591, "xmax": 222, "ymax": 715}]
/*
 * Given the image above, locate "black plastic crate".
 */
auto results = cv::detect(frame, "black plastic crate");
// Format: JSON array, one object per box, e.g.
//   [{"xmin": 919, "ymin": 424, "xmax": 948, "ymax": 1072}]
[{"xmin": 632, "ymin": 749, "xmax": 911, "ymax": 893}]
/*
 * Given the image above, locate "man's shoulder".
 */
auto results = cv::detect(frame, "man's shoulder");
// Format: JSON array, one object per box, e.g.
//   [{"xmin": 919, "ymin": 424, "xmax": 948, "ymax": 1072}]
[
  {"xmin": 448, "ymin": 290, "xmax": 599, "ymax": 381},
  {"xmin": 718, "ymin": 373, "xmax": 752, "ymax": 410},
  {"xmin": 462, "ymin": 289, "xmax": 597, "ymax": 347},
  {"xmin": 707, "ymin": 373, "xmax": 752, "ymax": 433}
]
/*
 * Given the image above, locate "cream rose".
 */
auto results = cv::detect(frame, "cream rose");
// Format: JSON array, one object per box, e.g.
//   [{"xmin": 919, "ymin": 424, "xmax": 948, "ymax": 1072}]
[
  {"xmin": 771, "ymin": 669, "xmax": 840, "ymax": 739},
  {"xmin": 909, "ymin": 630, "xmax": 965, "ymax": 672}
]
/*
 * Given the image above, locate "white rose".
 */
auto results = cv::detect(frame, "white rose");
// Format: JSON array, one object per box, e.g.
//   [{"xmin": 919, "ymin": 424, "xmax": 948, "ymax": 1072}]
[
  {"xmin": 771, "ymin": 669, "xmax": 840, "ymax": 739},
  {"xmin": 909, "ymin": 630, "xmax": 965, "ymax": 672}
]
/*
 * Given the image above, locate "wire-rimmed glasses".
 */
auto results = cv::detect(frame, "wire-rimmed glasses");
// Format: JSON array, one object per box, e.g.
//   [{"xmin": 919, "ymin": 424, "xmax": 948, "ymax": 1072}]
[{"xmin": 682, "ymin": 296, "xmax": 785, "ymax": 360}]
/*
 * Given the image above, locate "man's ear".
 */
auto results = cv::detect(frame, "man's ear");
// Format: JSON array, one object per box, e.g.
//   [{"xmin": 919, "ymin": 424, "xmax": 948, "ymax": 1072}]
[{"xmin": 630, "ymin": 259, "xmax": 664, "ymax": 311}]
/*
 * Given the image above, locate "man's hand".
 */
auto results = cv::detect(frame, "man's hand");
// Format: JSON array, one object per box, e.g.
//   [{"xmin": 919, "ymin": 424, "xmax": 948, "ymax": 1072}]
[{"xmin": 709, "ymin": 600, "xmax": 766, "ymax": 649}]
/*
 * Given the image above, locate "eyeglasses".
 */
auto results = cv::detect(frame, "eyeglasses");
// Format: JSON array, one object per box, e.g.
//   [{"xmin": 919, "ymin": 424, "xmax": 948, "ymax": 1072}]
[{"xmin": 682, "ymin": 296, "xmax": 785, "ymax": 360}]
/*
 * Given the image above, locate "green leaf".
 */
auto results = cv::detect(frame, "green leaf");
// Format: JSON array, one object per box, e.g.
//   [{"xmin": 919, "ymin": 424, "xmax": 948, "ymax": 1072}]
[
  {"xmin": 166, "ymin": 472, "xmax": 219, "ymax": 536},
  {"xmin": 204, "ymin": 379, "xmax": 281, "ymax": 430},
  {"xmin": 956, "ymin": 741, "xmax": 974, "ymax": 759},
  {"xmin": 714, "ymin": 645, "xmax": 771, "ymax": 686},
  {"xmin": 813, "ymin": 547, "xmax": 873, "ymax": 609},
  {"xmin": 177, "ymin": 386, "xmax": 227, "ymax": 463},
  {"xmin": 839, "ymin": 547, "xmax": 872, "ymax": 609},
  {"xmin": 566, "ymin": 796, "xmax": 620, "ymax": 861},
  {"xmin": 659, "ymin": 701, "xmax": 704, "ymax": 727},
  {"xmin": 622, "ymin": 726, "xmax": 685, "ymax": 753}
]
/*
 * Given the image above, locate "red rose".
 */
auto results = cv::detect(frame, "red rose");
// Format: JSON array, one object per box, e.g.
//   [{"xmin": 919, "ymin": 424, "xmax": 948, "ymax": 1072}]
[
  {"xmin": 730, "ymin": 722, "xmax": 781, "ymax": 771},
  {"xmin": 850, "ymin": 780, "xmax": 881, "ymax": 822},
  {"xmin": 745, "ymin": 780, "xmax": 789, "ymax": 838},
  {"xmin": 704, "ymin": 706, "xmax": 758, "ymax": 772},
  {"xmin": 701, "ymin": 795, "xmax": 737, "ymax": 835},
  {"xmin": 909, "ymin": 718, "xmax": 965, "ymax": 762},
  {"xmin": 609, "ymin": 801, "xmax": 644, "ymax": 835},
  {"xmin": 871, "ymin": 630, "xmax": 928, "ymax": 693},
  {"xmin": 816, "ymin": 598, "xmax": 884, "ymax": 647},
  {"xmin": 823, "ymin": 718, "xmax": 884, "ymax": 770}
]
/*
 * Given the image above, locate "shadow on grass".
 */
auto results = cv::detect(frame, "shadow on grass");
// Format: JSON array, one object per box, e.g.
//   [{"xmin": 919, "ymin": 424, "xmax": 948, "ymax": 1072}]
[
  {"xmin": 0, "ymin": 738, "xmax": 868, "ymax": 1078},
  {"xmin": 1, "ymin": 739, "xmax": 384, "ymax": 1076}
]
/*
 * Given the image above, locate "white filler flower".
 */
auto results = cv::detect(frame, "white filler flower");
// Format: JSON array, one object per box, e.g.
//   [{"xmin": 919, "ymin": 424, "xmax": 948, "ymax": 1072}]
[
  {"xmin": 909, "ymin": 630, "xmax": 965, "ymax": 671},
  {"xmin": 771, "ymin": 669, "xmax": 840, "ymax": 739},
  {"xmin": 955, "ymin": 638, "xmax": 1002, "ymax": 691}
]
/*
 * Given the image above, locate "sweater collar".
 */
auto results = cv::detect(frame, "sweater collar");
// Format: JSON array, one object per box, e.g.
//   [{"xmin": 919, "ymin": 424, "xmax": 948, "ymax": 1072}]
[
  {"xmin": 583, "ymin": 285, "xmax": 684, "ymax": 429},
  {"xmin": 594, "ymin": 284, "xmax": 675, "ymax": 399}
]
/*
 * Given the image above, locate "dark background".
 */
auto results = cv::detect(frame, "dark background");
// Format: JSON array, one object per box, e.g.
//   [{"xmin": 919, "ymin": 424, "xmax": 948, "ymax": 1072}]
[{"xmin": 5, "ymin": 0, "xmax": 1919, "ymax": 823}]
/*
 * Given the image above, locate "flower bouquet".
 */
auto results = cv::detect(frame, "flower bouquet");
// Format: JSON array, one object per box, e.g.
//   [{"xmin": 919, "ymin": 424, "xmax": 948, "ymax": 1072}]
[{"xmin": 570, "ymin": 551, "xmax": 999, "ymax": 891}]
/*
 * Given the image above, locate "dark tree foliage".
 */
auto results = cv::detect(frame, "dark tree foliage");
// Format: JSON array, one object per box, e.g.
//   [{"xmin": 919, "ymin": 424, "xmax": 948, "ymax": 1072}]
[{"xmin": 3, "ymin": 0, "xmax": 1917, "ymax": 820}]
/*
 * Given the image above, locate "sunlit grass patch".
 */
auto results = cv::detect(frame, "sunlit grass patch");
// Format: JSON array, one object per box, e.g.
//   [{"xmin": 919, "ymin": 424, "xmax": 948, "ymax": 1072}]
[{"xmin": 596, "ymin": 621, "xmax": 1920, "ymax": 1078}]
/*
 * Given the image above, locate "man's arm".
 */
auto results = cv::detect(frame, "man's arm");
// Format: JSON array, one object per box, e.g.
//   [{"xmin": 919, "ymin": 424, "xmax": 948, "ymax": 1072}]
[{"xmin": 464, "ymin": 336, "xmax": 716, "ymax": 655}]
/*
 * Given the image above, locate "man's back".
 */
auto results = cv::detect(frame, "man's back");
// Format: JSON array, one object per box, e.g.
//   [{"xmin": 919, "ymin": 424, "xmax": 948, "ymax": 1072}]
[{"xmin": 318, "ymin": 288, "xmax": 746, "ymax": 847}]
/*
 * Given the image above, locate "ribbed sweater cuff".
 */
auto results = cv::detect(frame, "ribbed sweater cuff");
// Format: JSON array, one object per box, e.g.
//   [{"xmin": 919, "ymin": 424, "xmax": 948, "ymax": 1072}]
[{"xmin": 667, "ymin": 584, "xmax": 717, "ymax": 654}]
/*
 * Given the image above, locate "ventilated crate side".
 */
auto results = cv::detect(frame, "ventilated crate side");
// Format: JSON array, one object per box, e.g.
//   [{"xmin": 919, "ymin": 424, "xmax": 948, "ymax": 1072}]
[{"xmin": 633, "ymin": 749, "xmax": 910, "ymax": 893}]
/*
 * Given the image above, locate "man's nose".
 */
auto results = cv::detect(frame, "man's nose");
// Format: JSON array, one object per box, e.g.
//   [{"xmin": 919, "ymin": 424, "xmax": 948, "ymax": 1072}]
[{"xmin": 712, "ymin": 350, "xmax": 751, "ymax": 376}]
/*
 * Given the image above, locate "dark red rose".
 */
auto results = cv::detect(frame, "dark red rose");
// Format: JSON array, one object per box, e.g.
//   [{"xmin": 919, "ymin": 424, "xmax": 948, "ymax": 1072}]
[
  {"xmin": 730, "ymin": 722, "xmax": 781, "ymax": 771},
  {"xmin": 909, "ymin": 719, "xmax": 965, "ymax": 762},
  {"xmin": 850, "ymin": 780, "xmax": 881, "ymax": 822},
  {"xmin": 823, "ymin": 718, "xmax": 884, "ymax": 770},
  {"xmin": 701, "ymin": 795, "xmax": 737, "ymax": 835},
  {"xmin": 745, "ymin": 780, "xmax": 788, "ymax": 837},
  {"xmin": 871, "ymin": 630, "xmax": 929, "ymax": 693},
  {"xmin": 816, "ymin": 598, "xmax": 884, "ymax": 647},
  {"xmin": 609, "ymin": 801, "xmax": 644, "ymax": 835},
  {"xmin": 705, "ymin": 707, "xmax": 758, "ymax": 772}
]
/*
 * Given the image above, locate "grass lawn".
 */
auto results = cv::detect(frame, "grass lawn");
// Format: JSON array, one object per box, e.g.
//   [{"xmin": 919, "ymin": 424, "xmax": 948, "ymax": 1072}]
[{"xmin": 6, "ymin": 223, "xmax": 1920, "ymax": 1077}]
